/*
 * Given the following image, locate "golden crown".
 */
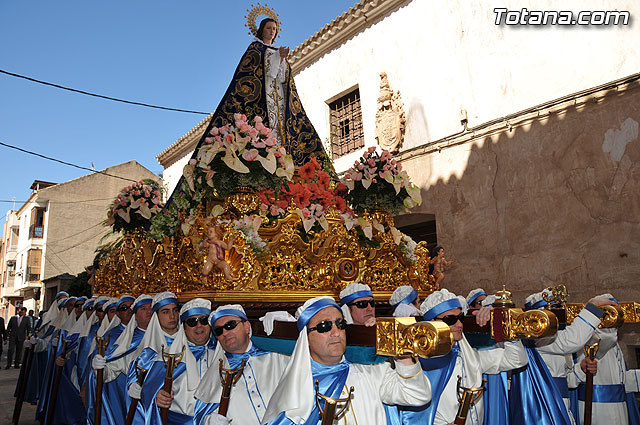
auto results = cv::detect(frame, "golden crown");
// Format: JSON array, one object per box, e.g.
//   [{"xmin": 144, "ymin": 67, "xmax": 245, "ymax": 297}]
[{"xmin": 245, "ymin": 3, "xmax": 282, "ymax": 39}]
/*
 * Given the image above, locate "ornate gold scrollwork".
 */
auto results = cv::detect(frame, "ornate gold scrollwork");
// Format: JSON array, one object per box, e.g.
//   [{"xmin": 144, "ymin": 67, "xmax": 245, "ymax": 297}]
[
  {"xmin": 375, "ymin": 317, "xmax": 453, "ymax": 358},
  {"xmin": 94, "ymin": 193, "xmax": 437, "ymax": 300},
  {"xmin": 495, "ymin": 308, "xmax": 558, "ymax": 340},
  {"xmin": 565, "ymin": 302, "xmax": 639, "ymax": 328},
  {"xmin": 542, "ymin": 285, "xmax": 568, "ymax": 308}
]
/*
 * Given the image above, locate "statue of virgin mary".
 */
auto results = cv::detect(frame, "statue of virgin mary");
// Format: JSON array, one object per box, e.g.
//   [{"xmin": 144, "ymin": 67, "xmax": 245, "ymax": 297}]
[{"xmin": 191, "ymin": 8, "xmax": 329, "ymax": 167}]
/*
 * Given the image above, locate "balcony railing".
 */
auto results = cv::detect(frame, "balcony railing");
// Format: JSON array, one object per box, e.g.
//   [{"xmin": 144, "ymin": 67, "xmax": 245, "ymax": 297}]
[{"xmin": 29, "ymin": 225, "xmax": 44, "ymax": 239}]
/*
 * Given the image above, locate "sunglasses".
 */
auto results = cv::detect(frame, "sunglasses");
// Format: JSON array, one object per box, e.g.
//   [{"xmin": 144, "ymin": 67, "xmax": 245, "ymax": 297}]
[
  {"xmin": 436, "ymin": 313, "xmax": 464, "ymax": 326},
  {"xmin": 185, "ymin": 316, "xmax": 209, "ymax": 328},
  {"xmin": 74, "ymin": 303, "xmax": 84, "ymax": 308},
  {"xmin": 86, "ymin": 306, "xmax": 95, "ymax": 311},
  {"xmin": 347, "ymin": 300, "xmax": 375, "ymax": 309},
  {"xmin": 116, "ymin": 305, "xmax": 131, "ymax": 312},
  {"xmin": 213, "ymin": 319, "xmax": 244, "ymax": 336},
  {"xmin": 307, "ymin": 318, "xmax": 348, "ymax": 334},
  {"xmin": 95, "ymin": 308, "xmax": 103, "ymax": 313}
]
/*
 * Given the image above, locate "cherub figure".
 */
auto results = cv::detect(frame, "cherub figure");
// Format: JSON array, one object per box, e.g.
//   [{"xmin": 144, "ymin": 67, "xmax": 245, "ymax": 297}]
[
  {"xmin": 202, "ymin": 224, "xmax": 237, "ymax": 282},
  {"xmin": 430, "ymin": 245, "xmax": 455, "ymax": 289}
]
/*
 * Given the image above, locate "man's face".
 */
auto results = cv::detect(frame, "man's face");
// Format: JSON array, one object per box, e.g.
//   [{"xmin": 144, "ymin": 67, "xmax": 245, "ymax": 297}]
[
  {"xmin": 18, "ymin": 308, "xmax": 26, "ymax": 316},
  {"xmin": 469, "ymin": 295, "xmax": 487, "ymax": 311},
  {"xmin": 116, "ymin": 301, "xmax": 134, "ymax": 325},
  {"xmin": 107, "ymin": 307, "xmax": 117, "ymax": 322},
  {"xmin": 214, "ymin": 316, "xmax": 251, "ymax": 354},
  {"xmin": 307, "ymin": 307, "xmax": 346, "ymax": 365},
  {"xmin": 183, "ymin": 315, "xmax": 211, "ymax": 346},
  {"xmin": 135, "ymin": 304, "xmax": 153, "ymax": 330},
  {"xmin": 348, "ymin": 296, "xmax": 375, "ymax": 325},
  {"xmin": 436, "ymin": 307, "xmax": 464, "ymax": 341},
  {"xmin": 66, "ymin": 302, "xmax": 75, "ymax": 313},
  {"xmin": 74, "ymin": 301, "xmax": 84, "ymax": 318},
  {"xmin": 95, "ymin": 306, "xmax": 105, "ymax": 321},
  {"xmin": 157, "ymin": 304, "xmax": 179, "ymax": 335}
]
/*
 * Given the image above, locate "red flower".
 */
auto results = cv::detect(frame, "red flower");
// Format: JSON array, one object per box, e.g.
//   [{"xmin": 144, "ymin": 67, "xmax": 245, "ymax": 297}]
[
  {"xmin": 299, "ymin": 162, "xmax": 316, "ymax": 181},
  {"xmin": 317, "ymin": 171, "xmax": 330, "ymax": 189}
]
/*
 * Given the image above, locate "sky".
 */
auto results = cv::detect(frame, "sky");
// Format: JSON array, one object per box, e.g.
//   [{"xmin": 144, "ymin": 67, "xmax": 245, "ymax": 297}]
[{"xmin": 0, "ymin": 0, "xmax": 359, "ymax": 221}]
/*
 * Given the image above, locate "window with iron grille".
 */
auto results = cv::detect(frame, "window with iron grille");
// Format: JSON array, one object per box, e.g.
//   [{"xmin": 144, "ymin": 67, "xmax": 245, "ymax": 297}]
[{"xmin": 329, "ymin": 88, "xmax": 364, "ymax": 159}]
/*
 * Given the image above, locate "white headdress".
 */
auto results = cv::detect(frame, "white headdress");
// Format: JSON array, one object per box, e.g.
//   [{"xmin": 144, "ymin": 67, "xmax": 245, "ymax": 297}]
[{"xmin": 339, "ymin": 283, "xmax": 373, "ymax": 324}]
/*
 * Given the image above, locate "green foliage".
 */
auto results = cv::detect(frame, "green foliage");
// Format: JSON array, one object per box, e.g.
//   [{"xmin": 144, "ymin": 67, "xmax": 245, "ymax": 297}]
[{"xmin": 67, "ymin": 271, "xmax": 92, "ymax": 297}]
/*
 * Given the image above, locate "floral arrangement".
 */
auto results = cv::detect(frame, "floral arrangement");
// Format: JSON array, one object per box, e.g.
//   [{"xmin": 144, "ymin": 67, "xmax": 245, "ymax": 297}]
[
  {"xmin": 183, "ymin": 114, "xmax": 294, "ymax": 198},
  {"xmin": 258, "ymin": 157, "xmax": 351, "ymax": 232},
  {"xmin": 231, "ymin": 216, "xmax": 268, "ymax": 256},
  {"xmin": 341, "ymin": 147, "xmax": 422, "ymax": 214},
  {"xmin": 398, "ymin": 234, "xmax": 418, "ymax": 263},
  {"xmin": 106, "ymin": 179, "xmax": 164, "ymax": 233}
]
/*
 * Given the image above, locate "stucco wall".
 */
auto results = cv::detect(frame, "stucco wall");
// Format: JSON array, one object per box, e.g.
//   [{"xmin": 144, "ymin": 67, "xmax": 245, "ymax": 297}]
[
  {"xmin": 402, "ymin": 82, "xmax": 640, "ymax": 305},
  {"xmin": 293, "ymin": 0, "xmax": 640, "ymax": 173},
  {"xmin": 39, "ymin": 160, "xmax": 160, "ymax": 280}
]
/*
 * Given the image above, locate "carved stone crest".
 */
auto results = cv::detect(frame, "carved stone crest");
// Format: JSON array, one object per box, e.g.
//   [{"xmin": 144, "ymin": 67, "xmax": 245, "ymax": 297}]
[{"xmin": 375, "ymin": 72, "xmax": 406, "ymax": 154}]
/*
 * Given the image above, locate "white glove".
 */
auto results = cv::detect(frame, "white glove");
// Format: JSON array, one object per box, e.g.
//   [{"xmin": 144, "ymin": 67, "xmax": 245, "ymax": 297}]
[
  {"xmin": 92, "ymin": 354, "xmax": 106, "ymax": 370},
  {"xmin": 30, "ymin": 336, "xmax": 37, "ymax": 344},
  {"xmin": 204, "ymin": 413, "xmax": 231, "ymax": 425},
  {"xmin": 52, "ymin": 336, "xmax": 59, "ymax": 346},
  {"xmin": 128, "ymin": 382, "xmax": 142, "ymax": 399},
  {"xmin": 259, "ymin": 311, "xmax": 296, "ymax": 336},
  {"xmin": 24, "ymin": 340, "xmax": 32, "ymax": 348}
]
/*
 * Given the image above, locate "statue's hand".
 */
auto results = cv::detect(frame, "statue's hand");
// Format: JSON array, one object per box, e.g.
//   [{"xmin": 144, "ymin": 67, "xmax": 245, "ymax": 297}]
[{"xmin": 279, "ymin": 46, "xmax": 289, "ymax": 60}]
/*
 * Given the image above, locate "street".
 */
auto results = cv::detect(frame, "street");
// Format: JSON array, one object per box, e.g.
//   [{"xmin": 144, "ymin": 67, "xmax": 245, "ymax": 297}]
[{"xmin": 0, "ymin": 350, "xmax": 38, "ymax": 425}]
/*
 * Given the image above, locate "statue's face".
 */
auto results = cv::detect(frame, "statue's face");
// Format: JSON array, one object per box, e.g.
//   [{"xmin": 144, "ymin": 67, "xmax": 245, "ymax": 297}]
[{"xmin": 262, "ymin": 21, "xmax": 277, "ymax": 44}]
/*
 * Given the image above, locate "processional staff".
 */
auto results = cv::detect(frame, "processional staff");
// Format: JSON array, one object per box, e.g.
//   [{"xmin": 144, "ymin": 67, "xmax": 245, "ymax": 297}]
[
  {"xmin": 160, "ymin": 345, "xmax": 185, "ymax": 425},
  {"xmin": 12, "ymin": 330, "xmax": 36, "ymax": 425},
  {"xmin": 453, "ymin": 376, "xmax": 486, "ymax": 425},
  {"xmin": 125, "ymin": 360, "xmax": 149, "ymax": 425},
  {"xmin": 94, "ymin": 335, "xmax": 110, "ymax": 425},
  {"xmin": 218, "ymin": 358, "xmax": 247, "ymax": 417},
  {"xmin": 583, "ymin": 339, "xmax": 600, "ymax": 425},
  {"xmin": 315, "ymin": 380, "xmax": 355, "ymax": 425},
  {"xmin": 45, "ymin": 339, "xmax": 68, "ymax": 425}
]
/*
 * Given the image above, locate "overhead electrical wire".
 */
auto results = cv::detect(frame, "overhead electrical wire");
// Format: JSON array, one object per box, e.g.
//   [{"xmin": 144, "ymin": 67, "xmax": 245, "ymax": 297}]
[
  {"xmin": 0, "ymin": 140, "xmax": 139, "ymax": 183},
  {"xmin": 0, "ymin": 69, "xmax": 209, "ymax": 115}
]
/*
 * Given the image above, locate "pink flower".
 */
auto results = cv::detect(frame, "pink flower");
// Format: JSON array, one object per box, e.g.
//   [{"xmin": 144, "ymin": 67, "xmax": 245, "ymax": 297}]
[
  {"xmin": 352, "ymin": 172, "xmax": 363, "ymax": 181},
  {"xmin": 345, "ymin": 173, "xmax": 351, "ymax": 179},
  {"xmin": 368, "ymin": 146, "xmax": 377, "ymax": 153},
  {"xmin": 357, "ymin": 164, "xmax": 364, "ymax": 171},
  {"xmin": 239, "ymin": 122, "xmax": 251, "ymax": 133},
  {"xmin": 189, "ymin": 159, "xmax": 197, "ymax": 165},
  {"xmin": 248, "ymin": 128, "xmax": 259, "ymax": 139},
  {"xmin": 372, "ymin": 179, "xmax": 377, "ymax": 183},
  {"xmin": 264, "ymin": 136, "xmax": 277, "ymax": 147},
  {"xmin": 224, "ymin": 134, "xmax": 234, "ymax": 143},
  {"xmin": 144, "ymin": 191, "xmax": 150, "ymax": 197},
  {"xmin": 302, "ymin": 208, "xmax": 311, "ymax": 218},
  {"xmin": 274, "ymin": 150, "xmax": 282, "ymax": 158},
  {"xmin": 270, "ymin": 205, "xmax": 280, "ymax": 216},
  {"xmin": 261, "ymin": 203, "xmax": 269, "ymax": 212},
  {"xmin": 367, "ymin": 158, "xmax": 376, "ymax": 167},
  {"xmin": 209, "ymin": 127, "xmax": 219, "ymax": 136},
  {"xmin": 252, "ymin": 141, "xmax": 266, "ymax": 149},
  {"xmin": 204, "ymin": 137, "xmax": 214, "ymax": 144},
  {"xmin": 242, "ymin": 149, "xmax": 259, "ymax": 161},
  {"xmin": 254, "ymin": 116, "xmax": 263, "ymax": 123},
  {"xmin": 397, "ymin": 163, "xmax": 403, "ymax": 170},
  {"xmin": 259, "ymin": 125, "xmax": 270, "ymax": 136}
]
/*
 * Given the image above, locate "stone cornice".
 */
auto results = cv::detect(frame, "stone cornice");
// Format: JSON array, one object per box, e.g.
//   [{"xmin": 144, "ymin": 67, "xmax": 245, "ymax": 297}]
[
  {"xmin": 156, "ymin": 112, "xmax": 213, "ymax": 168},
  {"xmin": 289, "ymin": 0, "xmax": 409, "ymax": 75}
]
